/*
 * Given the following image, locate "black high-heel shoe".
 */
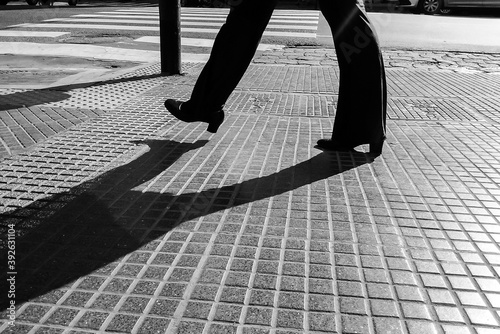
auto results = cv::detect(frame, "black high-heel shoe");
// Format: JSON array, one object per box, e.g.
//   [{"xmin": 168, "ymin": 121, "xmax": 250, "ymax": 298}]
[
  {"xmin": 164, "ymin": 99, "xmax": 225, "ymax": 134},
  {"xmin": 316, "ymin": 138, "xmax": 385, "ymax": 156},
  {"xmin": 316, "ymin": 139, "xmax": 355, "ymax": 152},
  {"xmin": 369, "ymin": 139, "xmax": 384, "ymax": 156}
]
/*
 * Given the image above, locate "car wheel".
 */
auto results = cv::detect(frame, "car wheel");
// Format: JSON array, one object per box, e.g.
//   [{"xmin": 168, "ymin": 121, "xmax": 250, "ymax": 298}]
[
  {"xmin": 26, "ymin": 0, "xmax": 38, "ymax": 5},
  {"xmin": 418, "ymin": 0, "xmax": 442, "ymax": 14},
  {"xmin": 68, "ymin": 0, "xmax": 77, "ymax": 5}
]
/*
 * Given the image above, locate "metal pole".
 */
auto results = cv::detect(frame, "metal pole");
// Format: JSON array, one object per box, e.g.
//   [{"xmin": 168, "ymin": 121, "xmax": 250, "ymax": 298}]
[{"xmin": 159, "ymin": 0, "xmax": 181, "ymax": 75}]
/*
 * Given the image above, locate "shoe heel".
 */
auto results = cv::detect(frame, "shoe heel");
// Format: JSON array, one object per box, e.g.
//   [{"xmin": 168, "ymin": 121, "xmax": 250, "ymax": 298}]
[
  {"xmin": 369, "ymin": 139, "xmax": 384, "ymax": 156},
  {"xmin": 206, "ymin": 111, "xmax": 224, "ymax": 133}
]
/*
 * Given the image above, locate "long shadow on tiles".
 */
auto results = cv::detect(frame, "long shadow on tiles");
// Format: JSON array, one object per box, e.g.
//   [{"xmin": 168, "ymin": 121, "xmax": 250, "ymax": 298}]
[{"xmin": 0, "ymin": 139, "xmax": 374, "ymax": 309}]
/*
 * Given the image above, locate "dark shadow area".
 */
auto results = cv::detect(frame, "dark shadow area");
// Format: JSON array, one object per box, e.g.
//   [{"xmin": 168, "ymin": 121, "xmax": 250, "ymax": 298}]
[
  {"xmin": 437, "ymin": 7, "xmax": 500, "ymax": 17},
  {"xmin": 0, "ymin": 90, "xmax": 72, "ymax": 111},
  {"xmin": 0, "ymin": 139, "xmax": 374, "ymax": 310},
  {"xmin": 392, "ymin": 5, "xmax": 500, "ymax": 16},
  {"xmin": 0, "ymin": 73, "xmax": 166, "ymax": 111},
  {"xmin": 49, "ymin": 73, "xmax": 167, "ymax": 92}
]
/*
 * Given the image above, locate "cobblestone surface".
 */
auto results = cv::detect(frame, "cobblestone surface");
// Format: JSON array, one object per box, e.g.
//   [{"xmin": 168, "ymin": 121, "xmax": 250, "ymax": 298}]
[
  {"xmin": 1, "ymin": 48, "xmax": 500, "ymax": 334},
  {"xmin": 255, "ymin": 48, "xmax": 500, "ymax": 74}
]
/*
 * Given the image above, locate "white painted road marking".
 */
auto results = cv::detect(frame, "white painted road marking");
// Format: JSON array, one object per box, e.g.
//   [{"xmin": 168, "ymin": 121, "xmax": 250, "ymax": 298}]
[
  {"xmin": 42, "ymin": 18, "xmax": 318, "ymax": 31},
  {"xmin": 13, "ymin": 23, "xmax": 317, "ymax": 38},
  {"xmin": 0, "ymin": 41, "xmax": 210, "ymax": 63},
  {"xmin": 135, "ymin": 36, "xmax": 284, "ymax": 51},
  {"xmin": 0, "ymin": 31, "xmax": 69, "ymax": 37},
  {"xmin": 72, "ymin": 13, "xmax": 320, "ymax": 25},
  {"xmin": 1, "ymin": 7, "xmax": 319, "ymax": 63}
]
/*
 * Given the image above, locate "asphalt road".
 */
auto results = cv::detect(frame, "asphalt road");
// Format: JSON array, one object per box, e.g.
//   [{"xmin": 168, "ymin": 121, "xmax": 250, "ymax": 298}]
[
  {"xmin": 3, "ymin": 1, "xmax": 500, "ymax": 53},
  {"xmin": 371, "ymin": 12, "xmax": 500, "ymax": 53},
  {"xmin": 1, "ymin": 1, "xmax": 500, "ymax": 88},
  {"xmin": 317, "ymin": 7, "xmax": 500, "ymax": 53},
  {"xmin": 0, "ymin": 1, "xmax": 155, "ymax": 27}
]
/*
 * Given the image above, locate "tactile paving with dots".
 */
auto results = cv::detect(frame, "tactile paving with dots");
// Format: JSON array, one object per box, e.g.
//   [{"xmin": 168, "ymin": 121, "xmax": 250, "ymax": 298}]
[
  {"xmin": 45, "ymin": 79, "xmax": 165, "ymax": 110},
  {"xmin": 114, "ymin": 62, "xmax": 200, "ymax": 80},
  {"xmin": 42, "ymin": 62, "xmax": 200, "ymax": 110},
  {"xmin": 0, "ymin": 63, "xmax": 200, "ymax": 112}
]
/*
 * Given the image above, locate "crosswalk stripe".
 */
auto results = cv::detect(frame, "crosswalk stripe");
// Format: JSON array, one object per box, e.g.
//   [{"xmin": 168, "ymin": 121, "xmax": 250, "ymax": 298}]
[
  {"xmin": 0, "ymin": 41, "xmax": 209, "ymax": 63},
  {"xmin": 73, "ymin": 14, "xmax": 161, "ymax": 19},
  {"xmin": 43, "ymin": 18, "xmax": 318, "ymax": 31},
  {"xmin": 96, "ymin": 11, "xmax": 158, "ymax": 16},
  {"xmin": 13, "ymin": 23, "xmax": 160, "ymax": 31},
  {"xmin": 0, "ymin": 41, "xmax": 158, "ymax": 62},
  {"xmin": 180, "ymin": 17, "xmax": 318, "ymax": 24},
  {"xmin": 1, "ymin": 7, "xmax": 320, "ymax": 64},
  {"xmin": 88, "ymin": 9, "xmax": 319, "ymax": 21},
  {"xmin": 181, "ymin": 14, "xmax": 319, "ymax": 23},
  {"xmin": 135, "ymin": 36, "xmax": 284, "ymax": 51},
  {"xmin": 0, "ymin": 31, "xmax": 68, "ymax": 37},
  {"xmin": 13, "ymin": 23, "xmax": 317, "ymax": 38},
  {"xmin": 180, "ymin": 22, "xmax": 317, "ymax": 30},
  {"xmin": 115, "ymin": 8, "xmax": 320, "ymax": 17},
  {"xmin": 179, "ymin": 13, "xmax": 318, "ymax": 18},
  {"xmin": 72, "ymin": 13, "xmax": 319, "ymax": 25},
  {"xmin": 180, "ymin": 9, "xmax": 319, "ymax": 15},
  {"xmin": 44, "ymin": 18, "xmax": 160, "ymax": 25},
  {"xmin": 100, "ymin": 13, "xmax": 319, "ymax": 23}
]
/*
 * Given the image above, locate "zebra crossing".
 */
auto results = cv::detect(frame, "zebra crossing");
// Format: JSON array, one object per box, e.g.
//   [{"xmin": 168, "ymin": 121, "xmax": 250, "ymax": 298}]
[{"xmin": 0, "ymin": 6, "xmax": 320, "ymax": 63}]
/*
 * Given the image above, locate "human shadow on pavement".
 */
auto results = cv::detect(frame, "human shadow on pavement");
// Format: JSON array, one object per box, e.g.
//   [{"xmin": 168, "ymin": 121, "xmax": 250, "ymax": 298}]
[{"xmin": 0, "ymin": 139, "xmax": 374, "ymax": 310}]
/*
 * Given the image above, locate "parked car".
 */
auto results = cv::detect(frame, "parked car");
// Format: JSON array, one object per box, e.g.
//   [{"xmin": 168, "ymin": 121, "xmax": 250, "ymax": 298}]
[
  {"xmin": 398, "ymin": 0, "xmax": 500, "ymax": 14},
  {"xmin": 0, "ymin": 0, "xmax": 77, "ymax": 5}
]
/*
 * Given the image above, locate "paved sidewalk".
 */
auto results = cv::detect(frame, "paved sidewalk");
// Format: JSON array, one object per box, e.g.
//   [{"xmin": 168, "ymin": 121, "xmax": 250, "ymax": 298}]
[{"xmin": 1, "ymin": 48, "xmax": 500, "ymax": 334}]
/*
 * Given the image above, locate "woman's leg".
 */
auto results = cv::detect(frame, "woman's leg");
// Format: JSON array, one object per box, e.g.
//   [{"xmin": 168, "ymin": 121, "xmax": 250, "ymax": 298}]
[
  {"xmin": 183, "ymin": 0, "xmax": 278, "ymax": 114},
  {"xmin": 318, "ymin": 0, "xmax": 387, "ymax": 152}
]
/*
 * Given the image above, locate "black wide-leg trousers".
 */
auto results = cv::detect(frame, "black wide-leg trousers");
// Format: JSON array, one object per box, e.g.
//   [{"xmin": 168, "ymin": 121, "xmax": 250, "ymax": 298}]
[{"xmin": 184, "ymin": 0, "xmax": 387, "ymax": 145}]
